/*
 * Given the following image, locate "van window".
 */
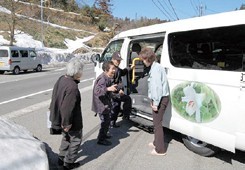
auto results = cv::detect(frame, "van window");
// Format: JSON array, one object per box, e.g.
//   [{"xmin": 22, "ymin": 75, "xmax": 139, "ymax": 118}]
[
  {"xmin": 11, "ymin": 50, "xmax": 19, "ymax": 58},
  {"xmin": 20, "ymin": 50, "xmax": 28, "ymax": 58},
  {"xmin": 100, "ymin": 40, "xmax": 123, "ymax": 61},
  {"xmin": 0, "ymin": 50, "xmax": 8, "ymax": 57},
  {"xmin": 30, "ymin": 50, "xmax": 36, "ymax": 58},
  {"xmin": 168, "ymin": 25, "xmax": 245, "ymax": 71}
]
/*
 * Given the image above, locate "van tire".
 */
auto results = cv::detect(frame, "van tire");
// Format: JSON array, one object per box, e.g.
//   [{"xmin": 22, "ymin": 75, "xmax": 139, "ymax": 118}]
[
  {"xmin": 0, "ymin": 71, "xmax": 4, "ymax": 74},
  {"xmin": 36, "ymin": 65, "xmax": 42, "ymax": 72},
  {"xmin": 13, "ymin": 67, "xmax": 20, "ymax": 75},
  {"xmin": 182, "ymin": 135, "xmax": 220, "ymax": 157}
]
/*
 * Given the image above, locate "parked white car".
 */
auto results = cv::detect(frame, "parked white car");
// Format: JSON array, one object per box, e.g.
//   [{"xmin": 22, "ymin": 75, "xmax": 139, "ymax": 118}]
[{"xmin": 0, "ymin": 46, "xmax": 42, "ymax": 74}]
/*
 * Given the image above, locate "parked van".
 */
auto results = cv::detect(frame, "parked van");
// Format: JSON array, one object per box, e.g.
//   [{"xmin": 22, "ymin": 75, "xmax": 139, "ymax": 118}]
[
  {"xmin": 0, "ymin": 46, "xmax": 42, "ymax": 74},
  {"xmin": 92, "ymin": 10, "xmax": 245, "ymax": 156}
]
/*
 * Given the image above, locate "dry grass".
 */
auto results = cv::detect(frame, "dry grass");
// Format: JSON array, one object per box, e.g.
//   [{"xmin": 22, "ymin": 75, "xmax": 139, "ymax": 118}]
[{"xmin": 0, "ymin": 1, "xmax": 103, "ymax": 49}]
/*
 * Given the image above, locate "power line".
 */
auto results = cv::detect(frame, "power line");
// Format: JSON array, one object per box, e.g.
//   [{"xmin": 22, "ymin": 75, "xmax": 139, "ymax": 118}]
[
  {"xmin": 151, "ymin": 0, "xmax": 171, "ymax": 20},
  {"xmin": 189, "ymin": 0, "xmax": 198, "ymax": 16},
  {"xmin": 163, "ymin": 0, "xmax": 175, "ymax": 16},
  {"xmin": 157, "ymin": 0, "xmax": 175, "ymax": 20},
  {"xmin": 167, "ymin": 0, "xmax": 179, "ymax": 20}
]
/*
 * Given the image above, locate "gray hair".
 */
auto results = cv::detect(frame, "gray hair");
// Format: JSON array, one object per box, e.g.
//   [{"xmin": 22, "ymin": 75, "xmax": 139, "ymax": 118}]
[{"xmin": 66, "ymin": 58, "xmax": 84, "ymax": 76}]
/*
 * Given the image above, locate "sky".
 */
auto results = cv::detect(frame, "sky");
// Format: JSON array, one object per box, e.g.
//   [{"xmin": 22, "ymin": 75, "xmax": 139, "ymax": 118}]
[{"xmin": 81, "ymin": 0, "xmax": 245, "ymax": 20}]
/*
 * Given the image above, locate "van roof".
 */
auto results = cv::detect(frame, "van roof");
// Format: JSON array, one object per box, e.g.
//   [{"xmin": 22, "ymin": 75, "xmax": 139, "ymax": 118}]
[
  {"xmin": 0, "ymin": 46, "xmax": 35, "ymax": 50},
  {"xmin": 114, "ymin": 10, "xmax": 245, "ymax": 40}
]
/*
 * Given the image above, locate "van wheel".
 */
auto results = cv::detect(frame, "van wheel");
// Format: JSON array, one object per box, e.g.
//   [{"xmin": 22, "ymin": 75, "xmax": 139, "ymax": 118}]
[
  {"xmin": 0, "ymin": 71, "xmax": 4, "ymax": 74},
  {"xmin": 182, "ymin": 135, "xmax": 220, "ymax": 157},
  {"xmin": 36, "ymin": 65, "xmax": 42, "ymax": 72},
  {"xmin": 13, "ymin": 67, "xmax": 20, "ymax": 75}
]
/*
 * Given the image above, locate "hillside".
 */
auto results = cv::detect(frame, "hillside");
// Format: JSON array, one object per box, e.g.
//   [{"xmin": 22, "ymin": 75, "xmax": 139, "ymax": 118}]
[
  {"xmin": 0, "ymin": 1, "xmax": 165, "ymax": 53},
  {"xmin": 0, "ymin": 1, "xmax": 116, "ymax": 51}
]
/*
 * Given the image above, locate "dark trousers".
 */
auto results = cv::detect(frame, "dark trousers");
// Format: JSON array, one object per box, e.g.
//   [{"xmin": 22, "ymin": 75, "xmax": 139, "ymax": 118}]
[
  {"xmin": 98, "ymin": 113, "xmax": 110, "ymax": 141},
  {"xmin": 152, "ymin": 96, "xmax": 169, "ymax": 153},
  {"xmin": 59, "ymin": 130, "xmax": 82, "ymax": 163},
  {"xmin": 111, "ymin": 94, "xmax": 132, "ymax": 122}
]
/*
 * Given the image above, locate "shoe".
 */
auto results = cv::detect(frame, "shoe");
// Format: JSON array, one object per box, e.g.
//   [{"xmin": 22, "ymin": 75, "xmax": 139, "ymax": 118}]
[
  {"xmin": 57, "ymin": 156, "xmax": 64, "ymax": 165},
  {"xmin": 112, "ymin": 123, "xmax": 120, "ymax": 128},
  {"xmin": 150, "ymin": 149, "xmax": 166, "ymax": 156},
  {"xmin": 97, "ymin": 139, "xmax": 112, "ymax": 146},
  {"xmin": 148, "ymin": 142, "xmax": 155, "ymax": 148},
  {"xmin": 105, "ymin": 134, "xmax": 112, "ymax": 139},
  {"xmin": 63, "ymin": 162, "xmax": 80, "ymax": 169},
  {"xmin": 122, "ymin": 115, "xmax": 130, "ymax": 120},
  {"xmin": 110, "ymin": 121, "xmax": 120, "ymax": 128},
  {"xmin": 118, "ymin": 112, "xmax": 123, "ymax": 117}
]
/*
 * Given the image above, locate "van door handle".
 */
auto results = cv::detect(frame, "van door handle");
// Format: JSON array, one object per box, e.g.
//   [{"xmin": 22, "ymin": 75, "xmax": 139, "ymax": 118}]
[{"xmin": 240, "ymin": 73, "xmax": 245, "ymax": 82}]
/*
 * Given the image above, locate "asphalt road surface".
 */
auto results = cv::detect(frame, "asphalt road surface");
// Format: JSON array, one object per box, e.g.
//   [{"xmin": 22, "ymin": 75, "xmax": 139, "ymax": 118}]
[{"xmin": 0, "ymin": 64, "xmax": 244, "ymax": 170}]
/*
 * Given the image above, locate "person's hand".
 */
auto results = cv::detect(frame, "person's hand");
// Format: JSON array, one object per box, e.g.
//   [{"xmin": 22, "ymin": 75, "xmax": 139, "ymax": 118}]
[
  {"xmin": 151, "ymin": 103, "xmax": 158, "ymax": 112},
  {"xmin": 130, "ymin": 64, "xmax": 135, "ymax": 70},
  {"xmin": 119, "ymin": 89, "xmax": 124, "ymax": 96},
  {"xmin": 62, "ymin": 124, "xmax": 72, "ymax": 132},
  {"xmin": 107, "ymin": 84, "xmax": 118, "ymax": 92}
]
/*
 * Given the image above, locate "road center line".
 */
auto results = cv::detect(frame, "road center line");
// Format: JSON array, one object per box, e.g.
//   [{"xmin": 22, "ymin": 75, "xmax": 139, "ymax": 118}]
[{"xmin": 0, "ymin": 78, "xmax": 94, "ymax": 106}]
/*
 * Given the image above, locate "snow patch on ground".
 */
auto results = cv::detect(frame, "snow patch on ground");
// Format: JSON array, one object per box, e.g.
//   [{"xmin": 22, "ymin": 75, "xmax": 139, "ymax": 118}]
[{"xmin": 0, "ymin": 118, "xmax": 49, "ymax": 170}]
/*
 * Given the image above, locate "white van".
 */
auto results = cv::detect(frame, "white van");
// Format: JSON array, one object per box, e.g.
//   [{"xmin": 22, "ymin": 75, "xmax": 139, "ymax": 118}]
[
  {"xmin": 91, "ymin": 10, "xmax": 245, "ymax": 156},
  {"xmin": 0, "ymin": 46, "xmax": 42, "ymax": 74}
]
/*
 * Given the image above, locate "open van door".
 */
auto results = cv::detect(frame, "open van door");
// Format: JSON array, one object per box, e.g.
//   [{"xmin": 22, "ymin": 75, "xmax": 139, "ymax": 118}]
[{"xmin": 128, "ymin": 34, "xmax": 165, "ymax": 126}]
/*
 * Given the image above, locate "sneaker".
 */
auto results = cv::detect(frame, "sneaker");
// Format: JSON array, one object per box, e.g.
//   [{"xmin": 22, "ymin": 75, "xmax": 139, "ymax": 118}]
[
  {"xmin": 57, "ymin": 156, "xmax": 64, "ymax": 165},
  {"xmin": 97, "ymin": 139, "xmax": 112, "ymax": 146},
  {"xmin": 150, "ymin": 149, "xmax": 166, "ymax": 156},
  {"xmin": 63, "ymin": 162, "xmax": 80, "ymax": 169}
]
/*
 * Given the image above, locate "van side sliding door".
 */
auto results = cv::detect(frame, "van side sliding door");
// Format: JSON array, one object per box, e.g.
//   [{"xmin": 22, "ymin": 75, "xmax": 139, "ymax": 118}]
[{"xmin": 128, "ymin": 34, "xmax": 165, "ymax": 120}]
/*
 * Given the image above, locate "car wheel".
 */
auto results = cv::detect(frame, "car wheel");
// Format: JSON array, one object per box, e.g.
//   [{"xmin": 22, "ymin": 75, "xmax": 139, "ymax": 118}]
[
  {"xmin": 36, "ymin": 65, "xmax": 42, "ymax": 72},
  {"xmin": 13, "ymin": 67, "xmax": 20, "ymax": 75},
  {"xmin": 182, "ymin": 135, "xmax": 220, "ymax": 156}
]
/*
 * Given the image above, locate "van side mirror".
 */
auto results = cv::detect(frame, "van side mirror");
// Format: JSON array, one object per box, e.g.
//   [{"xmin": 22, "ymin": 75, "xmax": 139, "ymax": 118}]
[{"xmin": 91, "ymin": 53, "xmax": 100, "ymax": 66}]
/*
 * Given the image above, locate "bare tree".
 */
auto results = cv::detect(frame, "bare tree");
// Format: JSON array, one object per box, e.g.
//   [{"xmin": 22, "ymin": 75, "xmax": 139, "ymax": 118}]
[{"xmin": 0, "ymin": 0, "xmax": 22, "ymax": 46}]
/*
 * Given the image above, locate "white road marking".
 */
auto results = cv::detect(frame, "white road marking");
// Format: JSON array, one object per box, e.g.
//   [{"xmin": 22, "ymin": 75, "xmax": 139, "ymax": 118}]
[
  {"xmin": 0, "ymin": 77, "xmax": 94, "ymax": 106},
  {"xmin": 0, "ymin": 85, "xmax": 92, "ymax": 119}
]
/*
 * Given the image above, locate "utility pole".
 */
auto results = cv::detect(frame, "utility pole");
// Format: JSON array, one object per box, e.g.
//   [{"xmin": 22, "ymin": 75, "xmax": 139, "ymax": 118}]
[{"xmin": 41, "ymin": 0, "xmax": 44, "ymax": 47}]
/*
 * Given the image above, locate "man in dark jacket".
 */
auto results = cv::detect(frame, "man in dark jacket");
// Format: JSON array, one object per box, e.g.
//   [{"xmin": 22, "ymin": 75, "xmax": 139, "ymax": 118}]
[
  {"xmin": 110, "ymin": 51, "xmax": 134, "ymax": 128},
  {"xmin": 92, "ymin": 61, "xmax": 118, "ymax": 146},
  {"xmin": 49, "ymin": 58, "xmax": 84, "ymax": 169}
]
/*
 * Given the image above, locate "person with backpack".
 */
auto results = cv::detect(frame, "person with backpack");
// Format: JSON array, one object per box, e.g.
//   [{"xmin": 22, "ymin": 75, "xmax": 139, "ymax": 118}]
[{"xmin": 49, "ymin": 58, "xmax": 84, "ymax": 169}]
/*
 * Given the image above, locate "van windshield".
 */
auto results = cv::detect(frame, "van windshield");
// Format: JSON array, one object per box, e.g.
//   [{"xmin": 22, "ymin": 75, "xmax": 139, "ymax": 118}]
[
  {"xmin": 101, "ymin": 40, "xmax": 123, "ymax": 61},
  {"xmin": 0, "ymin": 50, "xmax": 8, "ymax": 57}
]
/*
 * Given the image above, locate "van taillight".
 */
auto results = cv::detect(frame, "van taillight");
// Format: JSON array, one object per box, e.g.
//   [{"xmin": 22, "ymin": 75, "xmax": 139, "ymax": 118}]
[{"xmin": 8, "ymin": 59, "xmax": 12, "ymax": 65}]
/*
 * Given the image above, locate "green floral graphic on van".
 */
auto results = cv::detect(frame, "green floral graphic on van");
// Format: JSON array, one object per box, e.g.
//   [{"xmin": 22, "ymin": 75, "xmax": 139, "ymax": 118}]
[{"xmin": 171, "ymin": 82, "xmax": 221, "ymax": 123}]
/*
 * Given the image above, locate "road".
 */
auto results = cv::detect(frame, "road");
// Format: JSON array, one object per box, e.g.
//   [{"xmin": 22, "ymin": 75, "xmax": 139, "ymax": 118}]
[{"xmin": 0, "ymin": 64, "xmax": 244, "ymax": 170}]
